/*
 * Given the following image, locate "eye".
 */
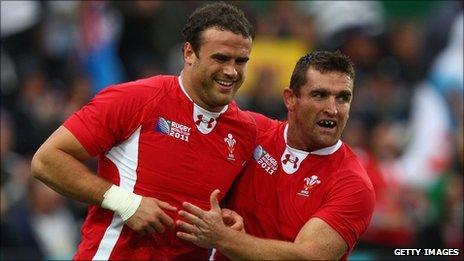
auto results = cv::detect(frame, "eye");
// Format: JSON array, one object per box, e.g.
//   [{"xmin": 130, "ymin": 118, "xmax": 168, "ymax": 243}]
[
  {"xmin": 337, "ymin": 94, "xmax": 352, "ymax": 103},
  {"xmin": 214, "ymin": 56, "xmax": 228, "ymax": 62},
  {"xmin": 211, "ymin": 54, "xmax": 230, "ymax": 63},
  {"xmin": 236, "ymin": 58, "xmax": 249, "ymax": 65},
  {"xmin": 311, "ymin": 91, "xmax": 326, "ymax": 99}
]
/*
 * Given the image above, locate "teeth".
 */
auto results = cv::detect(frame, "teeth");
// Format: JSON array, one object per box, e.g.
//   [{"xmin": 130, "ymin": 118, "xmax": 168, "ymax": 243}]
[
  {"xmin": 215, "ymin": 79, "xmax": 234, "ymax": 86},
  {"xmin": 318, "ymin": 120, "xmax": 335, "ymax": 127}
]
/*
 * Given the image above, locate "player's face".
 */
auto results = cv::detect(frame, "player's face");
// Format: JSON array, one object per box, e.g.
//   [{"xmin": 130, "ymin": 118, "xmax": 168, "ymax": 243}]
[
  {"xmin": 285, "ymin": 68, "xmax": 353, "ymax": 151},
  {"xmin": 186, "ymin": 28, "xmax": 252, "ymax": 111}
]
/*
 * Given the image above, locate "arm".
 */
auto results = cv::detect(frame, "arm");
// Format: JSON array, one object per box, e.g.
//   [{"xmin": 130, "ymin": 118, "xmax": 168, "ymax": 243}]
[
  {"xmin": 31, "ymin": 126, "xmax": 109, "ymax": 203},
  {"xmin": 217, "ymin": 218, "xmax": 345, "ymax": 260},
  {"xmin": 31, "ymin": 126, "xmax": 177, "ymax": 233},
  {"xmin": 176, "ymin": 190, "xmax": 347, "ymax": 260}
]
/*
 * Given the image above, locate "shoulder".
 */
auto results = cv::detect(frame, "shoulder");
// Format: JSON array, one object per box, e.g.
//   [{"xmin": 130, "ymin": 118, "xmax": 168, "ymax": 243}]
[
  {"xmin": 225, "ymin": 103, "xmax": 259, "ymax": 145},
  {"xmin": 224, "ymin": 102, "xmax": 257, "ymax": 130},
  {"xmin": 317, "ymin": 146, "xmax": 376, "ymax": 227},
  {"xmin": 319, "ymin": 143, "xmax": 376, "ymax": 207},
  {"xmin": 244, "ymin": 111, "xmax": 282, "ymax": 134},
  {"xmin": 337, "ymin": 143, "xmax": 375, "ymax": 192},
  {"xmin": 95, "ymin": 75, "xmax": 177, "ymax": 105},
  {"xmin": 229, "ymin": 103, "xmax": 255, "ymax": 125},
  {"xmin": 312, "ymin": 144, "xmax": 376, "ymax": 252},
  {"xmin": 107, "ymin": 75, "xmax": 177, "ymax": 95}
]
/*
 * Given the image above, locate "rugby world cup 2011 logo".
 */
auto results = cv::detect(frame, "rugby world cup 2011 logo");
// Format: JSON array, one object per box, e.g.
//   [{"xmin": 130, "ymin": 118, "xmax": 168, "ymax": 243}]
[
  {"xmin": 253, "ymin": 145, "xmax": 278, "ymax": 175},
  {"xmin": 155, "ymin": 117, "xmax": 191, "ymax": 142},
  {"xmin": 156, "ymin": 117, "xmax": 171, "ymax": 134},
  {"xmin": 297, "ymin": 175, "xmax": 321, "ymax": 197}
]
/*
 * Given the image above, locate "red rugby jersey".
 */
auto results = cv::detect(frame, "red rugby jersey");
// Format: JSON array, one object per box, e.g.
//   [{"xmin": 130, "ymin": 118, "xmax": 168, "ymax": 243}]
[
  {"xmin": 63, "ymin": 75, "xmax": 256, "ymax": 260},
  {"xmin": 218, "ymin": 112, "xmax": 375, "ymax": 260}
]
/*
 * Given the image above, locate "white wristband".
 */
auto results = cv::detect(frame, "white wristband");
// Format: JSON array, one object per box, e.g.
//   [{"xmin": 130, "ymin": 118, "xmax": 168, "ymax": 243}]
[{"xmin": 101, "ymin": 185, "xmax": 142, "ymax": 221}]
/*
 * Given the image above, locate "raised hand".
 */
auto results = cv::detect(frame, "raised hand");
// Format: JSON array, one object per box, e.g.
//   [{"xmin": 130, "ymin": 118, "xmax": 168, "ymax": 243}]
[
  {"xmin": 176, "ymin": 189, "xmax": 230, "ymax": 248},
  {"xmin": 125, "ymin": 197, "xmax": 177, "ymax": 234}
]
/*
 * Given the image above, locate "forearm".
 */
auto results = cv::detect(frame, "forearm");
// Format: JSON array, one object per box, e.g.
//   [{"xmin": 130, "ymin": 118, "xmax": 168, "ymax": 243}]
[
  {"xmin": 31, "ymin": 147, "xmax": 111, "ymax": 205},
  {"xmin": 215, "ymin": 228, "xmax": 310, "ymax": 260},
  {"xmin": 31, "ymin": 127, "xmax": 174, "ymax": 234},
  {"xmin": 178, "ymin": 196, "xmax": 347, "ymax": 259}
]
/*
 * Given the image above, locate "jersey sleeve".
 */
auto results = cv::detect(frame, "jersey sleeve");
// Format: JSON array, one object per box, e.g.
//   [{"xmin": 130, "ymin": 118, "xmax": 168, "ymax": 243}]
[
  {"xmin": 312, "ymin": 172, "xmax": 375, "ymax": 250},
  {"xmin": 63, "ymin": 83, "xmax": 163, "ymax": 156}
]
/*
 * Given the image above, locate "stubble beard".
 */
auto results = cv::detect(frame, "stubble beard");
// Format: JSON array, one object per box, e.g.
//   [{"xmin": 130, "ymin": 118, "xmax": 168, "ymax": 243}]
[{"xmin": 198, "ymin": 78, "xmax": 229, "ymax": 110}]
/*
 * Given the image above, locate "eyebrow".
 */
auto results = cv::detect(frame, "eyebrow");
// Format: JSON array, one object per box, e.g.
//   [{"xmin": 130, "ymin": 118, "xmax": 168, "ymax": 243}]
[
  {"xmin": 211, "ymin": 53, "xmax": 249, "ymax": 62},
  {"xmin": 310, "ymin": 88, "xmax": 352, "ymax": 96},
  {"xmin": 211, "ymin": 53, "xmax": 229, "ymax": 60},
  {"xmin": 338, "ymin": 90, "xmax": 352, "ymax": 96}
]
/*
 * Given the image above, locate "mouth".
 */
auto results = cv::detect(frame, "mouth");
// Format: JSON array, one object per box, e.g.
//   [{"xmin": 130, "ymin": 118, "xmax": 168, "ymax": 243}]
[
  {"xmin": 214, "ymin": 78, "xmax": 235, "ymax": 91},
  {"xmin": 316, "ymin": 119, "xmax": 337, "ymax": 129}
]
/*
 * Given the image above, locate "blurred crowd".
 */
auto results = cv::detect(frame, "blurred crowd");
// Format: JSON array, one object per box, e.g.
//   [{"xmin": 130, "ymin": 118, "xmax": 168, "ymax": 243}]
[{"xmin": 1, "ymin": 1, "xmax": 462, "ymax": 260}]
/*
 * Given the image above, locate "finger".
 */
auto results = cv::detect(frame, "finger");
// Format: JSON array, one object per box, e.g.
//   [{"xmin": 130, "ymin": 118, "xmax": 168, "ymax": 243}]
[
  {"xmin": 229, "ymin": 220, "xmax": 243, "ymax": 231},
  {"xmin": 222, "ymin": 208, "xmax": 243, "ymax": 228},
  {"xmin": 157, "ymin": 199, "xmax": 177, "ymax": 211},
  {"xmin": 176, "ymin": 231, "xmax": 197, "ymax": 243},
  {"xmin": 223, "ymin": 218, "xmax": 234, "ymax": 227},
  {"xmin": 182, "ymin": 202, "xmax": 206, "ymax": 218},
  {"xmin": 178, "ymin": 210, "xmax": 206, "ymax": 227},
  {"xmin": 149, "ymin": 219, "xmax": 165, "ymax": 233},
  {"xmin": 144, "ymin": 224, "xmax": 157, "ymax": 234},
  {"xmin": 156, "ymin": 209, "xmax": 175, "ymax": 229},
  {"xmin": 222, "ymin": 214, "xmax": 242, "ymax": 230},
  {"xmin": 222, "ymin": 208, "xmax": 239, "ymax": 219},
  {"xmin": 221, "ymin": 208, "xmax": 233, "ymax": 216},
  {"xmin": 136, "ymin": 229, "xmax": 147, "ymax": 235},
  {"xmin": 221, "ymin": 208, "xmax": 233, "ymax": 224},
  {"xmin": 222, "ymin": 214, "xmax": 234, "ymax": 227},
  {"xmin": 176, "ymin": 220, "xmax": 199, "ymax": 234},
  {"xmin": 210, "ymin": 189, "xmax": 221, "ymax": 212}
]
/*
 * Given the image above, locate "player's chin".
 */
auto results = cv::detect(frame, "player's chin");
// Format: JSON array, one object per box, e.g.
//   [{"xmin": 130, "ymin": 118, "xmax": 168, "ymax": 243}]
[
  {"xmin": 213, "ymin": 92, "xmax": 236, "ymax": 106},
  {"xmin": 316, "ymin": 133, "xmax": 339, "ymax": 148}
]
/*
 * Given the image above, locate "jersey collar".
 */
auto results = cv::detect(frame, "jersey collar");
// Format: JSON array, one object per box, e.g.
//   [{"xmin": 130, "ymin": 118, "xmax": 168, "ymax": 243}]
[{"xmin": 283, "ymin": 123, "xmax": 342, "ymax": 156}]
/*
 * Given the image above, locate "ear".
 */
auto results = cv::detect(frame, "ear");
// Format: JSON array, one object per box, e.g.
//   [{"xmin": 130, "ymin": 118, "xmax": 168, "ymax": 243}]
[
  {"xmin": 183, "ymin": 42, "xmax": 195, "ymax": 66},
  {"xmin": 283, "ymin": 88, "xmax": 296, "ymax": 111}
]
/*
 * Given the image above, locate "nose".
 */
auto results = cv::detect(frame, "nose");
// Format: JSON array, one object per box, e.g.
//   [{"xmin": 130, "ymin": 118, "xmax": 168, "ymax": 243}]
[
  {"xmin": 223, "ymin": 64, "xmax": 238, "ymax": 79},
  {"xmin": 324, "ymin": 97, "xmax": 338, "ymax": 116}
]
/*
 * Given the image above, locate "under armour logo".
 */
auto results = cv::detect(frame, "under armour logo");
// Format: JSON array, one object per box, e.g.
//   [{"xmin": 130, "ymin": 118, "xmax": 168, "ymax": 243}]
[
  {"xmin": 282, "ymin": 154, "xmax": 299, "ymax": 169},
  {"xmin": 195, "ymin": 114, "xmax": 215, "ymax": 128}
]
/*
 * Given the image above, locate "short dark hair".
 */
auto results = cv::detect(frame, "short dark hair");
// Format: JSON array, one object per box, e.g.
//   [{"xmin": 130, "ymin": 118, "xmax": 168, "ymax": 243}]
[
  {"xmin": 182, "ymin": 2, "xmax": 254, "ymax": 56},
  {"xmin": 289, "ymin": 51, "xmax": 355, "ymax": 96}
]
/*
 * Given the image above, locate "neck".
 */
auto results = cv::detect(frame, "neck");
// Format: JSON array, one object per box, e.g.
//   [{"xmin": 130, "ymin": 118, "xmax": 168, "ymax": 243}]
[
  {"xmin": 180, "ymin": 70, "xmax": 224, "ymax": 112},
  {"xmin": 286, "ymin": 123, "xmax": 311, "ymax": 151}
]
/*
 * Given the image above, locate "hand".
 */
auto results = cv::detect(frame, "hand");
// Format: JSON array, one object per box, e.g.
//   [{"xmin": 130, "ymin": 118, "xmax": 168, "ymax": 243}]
[
  {"xmin": 176, "ymin": 189, "xmax": 229, "ymax": 248},
  {"xmin": 125, "ymin": 197, "xmax": 177, "ymax": 234},
  {"xmin": 222, "ymin": 208, "xmax": 245, "ymax": 232}
]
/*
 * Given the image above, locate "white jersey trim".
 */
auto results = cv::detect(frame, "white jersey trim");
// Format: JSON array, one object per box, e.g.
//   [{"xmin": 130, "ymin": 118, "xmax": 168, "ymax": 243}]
[{"xmin": 92, "ymin": 126, "xmax": 141, "ymax": 260}]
